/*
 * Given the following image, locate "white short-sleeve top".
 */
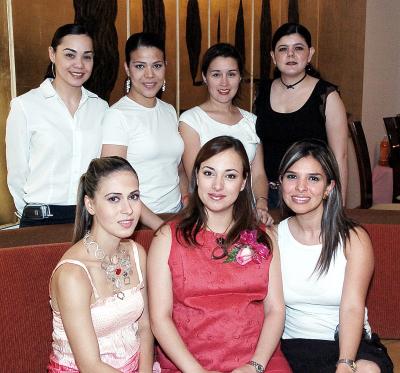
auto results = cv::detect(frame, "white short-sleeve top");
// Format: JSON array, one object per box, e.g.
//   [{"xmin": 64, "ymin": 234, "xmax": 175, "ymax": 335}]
[
  {"xmin": 179, "ymin": 106, "xmax": 260, "ymax": 162},
  {"xmin": 102, "ymin": 96, "xmax": 183, "ymax": 213}
]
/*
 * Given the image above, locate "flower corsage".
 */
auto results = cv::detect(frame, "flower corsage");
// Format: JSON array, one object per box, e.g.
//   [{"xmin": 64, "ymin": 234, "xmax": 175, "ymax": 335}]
[{"xmin": 224, "ymin": 229, "xmax": 270, "ymax": 265}]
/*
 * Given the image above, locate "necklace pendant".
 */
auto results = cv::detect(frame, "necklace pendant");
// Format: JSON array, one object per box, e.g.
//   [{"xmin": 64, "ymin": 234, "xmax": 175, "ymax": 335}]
[
  {"xmin": 115, "ymin": 267, "xmax": 122, "ymax": 276},
  {"xmin": 117, "ymin": 291, "xmax": 125, "ymax": 300}
]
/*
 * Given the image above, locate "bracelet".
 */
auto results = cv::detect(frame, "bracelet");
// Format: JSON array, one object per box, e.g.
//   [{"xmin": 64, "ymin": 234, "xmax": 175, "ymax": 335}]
[
  {"xmin": 247, "ymin": 360, "xmax": 265, "ymax": 373},
  {"xmin": 336, "ymin": 358, "xmax": 357, "ymax": 372}
]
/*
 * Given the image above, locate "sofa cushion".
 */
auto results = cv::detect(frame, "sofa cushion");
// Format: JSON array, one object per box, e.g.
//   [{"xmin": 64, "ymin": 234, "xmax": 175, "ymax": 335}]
[{"xmin": 364, "ymin": 224, "xmax": 400, "ymax": 339}]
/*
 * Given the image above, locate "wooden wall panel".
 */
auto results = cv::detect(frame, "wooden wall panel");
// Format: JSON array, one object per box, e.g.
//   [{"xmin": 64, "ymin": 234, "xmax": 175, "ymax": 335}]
[
  {"xmin": 0, "ymin": 1, "xmax": 15, "ymax": 224},
  {"xmin": 12, "ymin": 0, "xmax": 74, "ymax": 96},
  {"xmin": 162, "ymin": 0, "xmax": 178, "ymax": 107},
  {"xmin": 109, "ymin": 0, "xmax": 129, "ymax": 105},
  {"xmin": 318, "ymin": 0, "xmax": 366, "ymax": 119},
  {"xmin": 298, "ymin": 0, "xmax": 319, "ymax": 68}
]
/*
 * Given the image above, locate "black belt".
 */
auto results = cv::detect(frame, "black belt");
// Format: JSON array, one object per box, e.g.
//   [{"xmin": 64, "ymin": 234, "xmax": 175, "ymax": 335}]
[{"xmin": 22, "ymin": 204, "xmax": 76, "ymax": 220}]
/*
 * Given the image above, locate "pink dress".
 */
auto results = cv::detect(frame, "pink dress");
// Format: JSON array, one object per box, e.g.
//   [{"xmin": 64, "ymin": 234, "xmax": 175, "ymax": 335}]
[
  {"xmin": 47, "ymin": 241, "xmax": 156, "ymax": 373},
  {"xmin": 157, "ymin": 222, "xmax": 291, "ymax": 373}
]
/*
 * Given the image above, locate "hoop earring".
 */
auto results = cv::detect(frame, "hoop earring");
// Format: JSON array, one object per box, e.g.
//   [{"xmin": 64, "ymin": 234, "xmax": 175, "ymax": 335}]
[
  {"xmin": 161, "ymin": 80, "xmax": 166, "ymax": 92},
  {"xmin": 125, "ymin": 77, "xmax": 131, "ymax": 94},
  {"xmin": 51, "ymin": 63, "xmax": 56, "ymax": 78}
]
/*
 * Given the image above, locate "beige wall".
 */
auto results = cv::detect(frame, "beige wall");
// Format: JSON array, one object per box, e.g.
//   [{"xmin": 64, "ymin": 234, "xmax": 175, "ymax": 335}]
[
  {"xmin": 362, "ymin": 0, "xmax": 400, "ymax": 164},
  {"xmin": 343, "ymin": 0, "xmax": 400, "ymax": 209}
]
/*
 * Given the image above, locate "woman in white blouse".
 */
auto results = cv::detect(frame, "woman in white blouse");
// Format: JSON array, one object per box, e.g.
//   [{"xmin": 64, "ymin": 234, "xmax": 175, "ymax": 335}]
[
  {"xmin": 179, "ymin": 43, "xmax": 272, "ymax": 225},
  {"xmin": 6, "ymin": 23, "xmax": 108, "ymax": 227},
  {"xmin": 101, "ymin": 32, "xmax": 186, "ymax": 230}
]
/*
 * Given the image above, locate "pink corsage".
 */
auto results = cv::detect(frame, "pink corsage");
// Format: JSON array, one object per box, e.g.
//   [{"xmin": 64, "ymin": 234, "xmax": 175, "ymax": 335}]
[{"xmin": 224, "ymin": 229, "xmax": 270, "ymax": 265}]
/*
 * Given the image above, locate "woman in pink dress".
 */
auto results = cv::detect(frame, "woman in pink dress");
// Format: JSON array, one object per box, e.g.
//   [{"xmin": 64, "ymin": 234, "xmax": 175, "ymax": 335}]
[
  {"xmin": 148, "ymin": 136, "xmax": 291, "ymax": 373},
  {"xmin": 47, "ymin": 156, "xmax": 159, "ymax": 372}
]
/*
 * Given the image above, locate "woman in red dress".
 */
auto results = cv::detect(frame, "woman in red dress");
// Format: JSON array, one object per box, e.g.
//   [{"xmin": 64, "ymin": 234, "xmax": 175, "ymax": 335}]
[{"xmin": 148, "ymin": 136, "xmax": 291, "ymax": 373}]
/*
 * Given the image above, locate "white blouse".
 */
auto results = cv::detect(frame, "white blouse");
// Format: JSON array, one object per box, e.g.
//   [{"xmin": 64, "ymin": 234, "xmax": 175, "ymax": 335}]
[{"xmin": 6, "ymin": 79, "xmax": 108, "ymax": 215}]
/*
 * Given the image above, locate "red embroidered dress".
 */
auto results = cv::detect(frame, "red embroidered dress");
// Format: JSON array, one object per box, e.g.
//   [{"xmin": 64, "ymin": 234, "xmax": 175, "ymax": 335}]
[{"xmin": 157, "ymin": 222, "xmax": 291, "ymax": 373}]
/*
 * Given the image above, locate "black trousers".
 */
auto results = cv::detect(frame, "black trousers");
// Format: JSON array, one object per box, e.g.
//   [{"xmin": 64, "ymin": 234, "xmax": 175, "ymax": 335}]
[{"xmin": 281, "ymin": 334, "xmax": 394, "ymax": 373}]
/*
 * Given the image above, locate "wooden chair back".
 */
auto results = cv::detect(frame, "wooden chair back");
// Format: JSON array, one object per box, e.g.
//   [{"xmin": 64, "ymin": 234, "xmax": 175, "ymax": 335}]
[
  {"xmin": 383, "ymin": 116, "xmax": 400, "ymax": 167},
  {"xmin": 348, "ymin": 120, "xmax": 373, "ymax": 208}
]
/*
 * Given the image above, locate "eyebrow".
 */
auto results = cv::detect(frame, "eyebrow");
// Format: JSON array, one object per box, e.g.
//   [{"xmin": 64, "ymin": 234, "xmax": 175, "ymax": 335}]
[
  {"xmin": 209, "ymin": 68, "xmax": 239, "ymax": 73},
  {"xmin": 63, "ymin": 48, "xmax": 94, "ymax": 54},
  {"xmin": 202, "ymin": 166, "xmax": 240, "ymax": 173},
  {"xmin": 277, "ymin": 42, "xmax": 306, "ymax": 48},
  {"xmin": 286, "ymin": 170, "xmax": 323, "ymax": 177},
  {"xmin": 104, "ymin": 190, "xmax": 140, "ymax": 197},
  {"xmin": 131, "ymin": 60, "xmax": 164, "ymax": 64}
]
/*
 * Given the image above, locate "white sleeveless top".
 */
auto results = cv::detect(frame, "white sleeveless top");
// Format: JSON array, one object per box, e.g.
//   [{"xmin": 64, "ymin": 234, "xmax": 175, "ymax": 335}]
[
  {"xmin": 278, "ymin": 218, "xmax": 371, "ymax": 340},
  {"xmin": 49, "ymin": 241, "xmax": 144, "ymax": 370}
]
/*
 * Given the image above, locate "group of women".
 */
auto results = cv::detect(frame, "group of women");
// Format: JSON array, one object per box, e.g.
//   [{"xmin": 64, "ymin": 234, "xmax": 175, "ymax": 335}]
[{"xmin": 5, "ymin": 21, "xmax": 393, "ymax": 373}]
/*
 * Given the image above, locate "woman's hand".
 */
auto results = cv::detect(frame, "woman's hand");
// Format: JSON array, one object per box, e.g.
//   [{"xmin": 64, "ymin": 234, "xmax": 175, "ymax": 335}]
[
  {"xmin": 335, "ymin": 362, "xmax": 355, "ymax": 373},
  {"xmin": 231, "ymin": 364, "xmax": 257, "ymax": 373},
  {"xmin": 256, "ymin": 197, "xmax": 274, "ymax": 226}
]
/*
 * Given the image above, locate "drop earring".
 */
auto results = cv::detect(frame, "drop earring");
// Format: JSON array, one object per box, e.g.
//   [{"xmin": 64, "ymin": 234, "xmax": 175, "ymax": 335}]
[
  {"xmin": 125, "ymin": 77, "xmax": 131, "ymax": 94},
  {"xmin": 51, "ymin": 63, "xmax": 56, "ymax": 78},
  {"xmin": 161, "ymin": 80, "xmax": 166, "ymax": 92}
]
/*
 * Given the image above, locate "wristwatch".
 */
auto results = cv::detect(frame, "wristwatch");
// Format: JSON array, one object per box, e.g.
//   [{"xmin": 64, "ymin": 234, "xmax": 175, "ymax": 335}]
[
  {"xmin": 247, "ymin": 360, "xmax": 265, "ymax": 373},
  {"xmin": 336, "ymin": 358, "xmax": 357, "ymax": 372}
]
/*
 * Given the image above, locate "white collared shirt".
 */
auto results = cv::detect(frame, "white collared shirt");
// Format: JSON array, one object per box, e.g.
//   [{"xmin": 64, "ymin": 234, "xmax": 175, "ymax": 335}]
[{"xmin": 6, "ymin": 79, "xmax": 108, "ymax": 215}]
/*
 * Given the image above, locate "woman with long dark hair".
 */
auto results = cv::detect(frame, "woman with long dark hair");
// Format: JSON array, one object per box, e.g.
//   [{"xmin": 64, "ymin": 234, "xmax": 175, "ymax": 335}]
[
  {"xmin": 148, "ymin": 136, "xmax": 291, "ymax": 373},
  {"xmin": 277, "ymin": 140, "xmax": 393, "ymax": 373},
  {"xmin": 254, "ymin": 23, "xmax": 348, "ymax": 209},
  {"xmin": 101, "ymin": 32, "xmax": 186, "ymax": 230},
  {"xmin": 6, "ymin": 23, "xmax": 108, "ymax": 227},
  {"xmin": 48, "ymin": 156, "xmax": 159, "ymax": 372},
  {"xmin": 180, "ymin": 43, "xmax": 272, "ymax": 226}
]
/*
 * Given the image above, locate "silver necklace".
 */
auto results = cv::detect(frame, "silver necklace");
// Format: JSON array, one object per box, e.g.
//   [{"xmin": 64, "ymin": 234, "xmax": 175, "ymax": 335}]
[{"xmin": 83, "ymin": 232, "xmax": 132, "ymax": 300}]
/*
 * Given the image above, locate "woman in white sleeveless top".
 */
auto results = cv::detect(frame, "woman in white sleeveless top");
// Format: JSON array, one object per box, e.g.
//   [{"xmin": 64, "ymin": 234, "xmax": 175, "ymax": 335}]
[
  {"xmin": 277, "ymin": 140, "xmax": 393, "ymax": 373},
  {"xmin": 48, "ymin": 156, "xmax": 159, "ymax": 372}
]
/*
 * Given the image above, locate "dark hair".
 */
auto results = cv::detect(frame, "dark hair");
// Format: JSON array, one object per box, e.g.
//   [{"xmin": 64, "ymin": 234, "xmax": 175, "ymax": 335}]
[
  {"xmin": 175, "ymin": 136, "xmax": 271, "ymax": 253},
  {"xmin": 271, "ymin": 22, "xmax": 320, "ymax": 79},
  {"xmin": 44, "ymin": 24, "xmax": 93, "ymax": 79},
  {"xmin": 125, "ymin": 32, "xmax": 165, "ymax": 65},
  {"xmin": 201, "ymin": 43, "xmax": 244, "ymax": 76},
  {"xmin": 278, "ymin": 139, "xmax": 357, "ymax": 276},
  {"xmin": 73, "ymin": 156, "xmax": 138, "ymax": 244}
]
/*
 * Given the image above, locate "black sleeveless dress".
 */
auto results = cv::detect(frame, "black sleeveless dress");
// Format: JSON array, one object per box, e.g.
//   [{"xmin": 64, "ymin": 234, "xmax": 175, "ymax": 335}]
[{"xmin": 254, "ymin": 78, "xmax": 337, "ymax": 182}]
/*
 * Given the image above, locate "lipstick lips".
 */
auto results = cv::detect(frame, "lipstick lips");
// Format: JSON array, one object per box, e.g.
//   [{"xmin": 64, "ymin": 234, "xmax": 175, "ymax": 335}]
[
  {"xmin": 291, "ymin": 195, "xmax": 310, "ymax": 204},
  {"xmin": 218, "ymin": 88, "xmax": 230, "ymax": 95},
  {"xmin": 208, "ymin": 193, "xmax": 226, "ymax": 201},
  {"xmin": 143, "ymin": 82, "xmax": 158, "ymax": 89},
  {"xmin": 70, "ymin": 71, "xmax": 85, "ymax": 78},
  {"xmin": 118, "ymin": 219, "xmax": 135, "ymax": 229}
]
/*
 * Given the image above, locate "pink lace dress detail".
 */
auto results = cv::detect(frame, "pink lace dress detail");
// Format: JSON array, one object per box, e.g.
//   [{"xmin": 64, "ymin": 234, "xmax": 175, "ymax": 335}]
[{"xmin": 47, "ymin": 241, "xmax": 155, "ymax": 373}]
